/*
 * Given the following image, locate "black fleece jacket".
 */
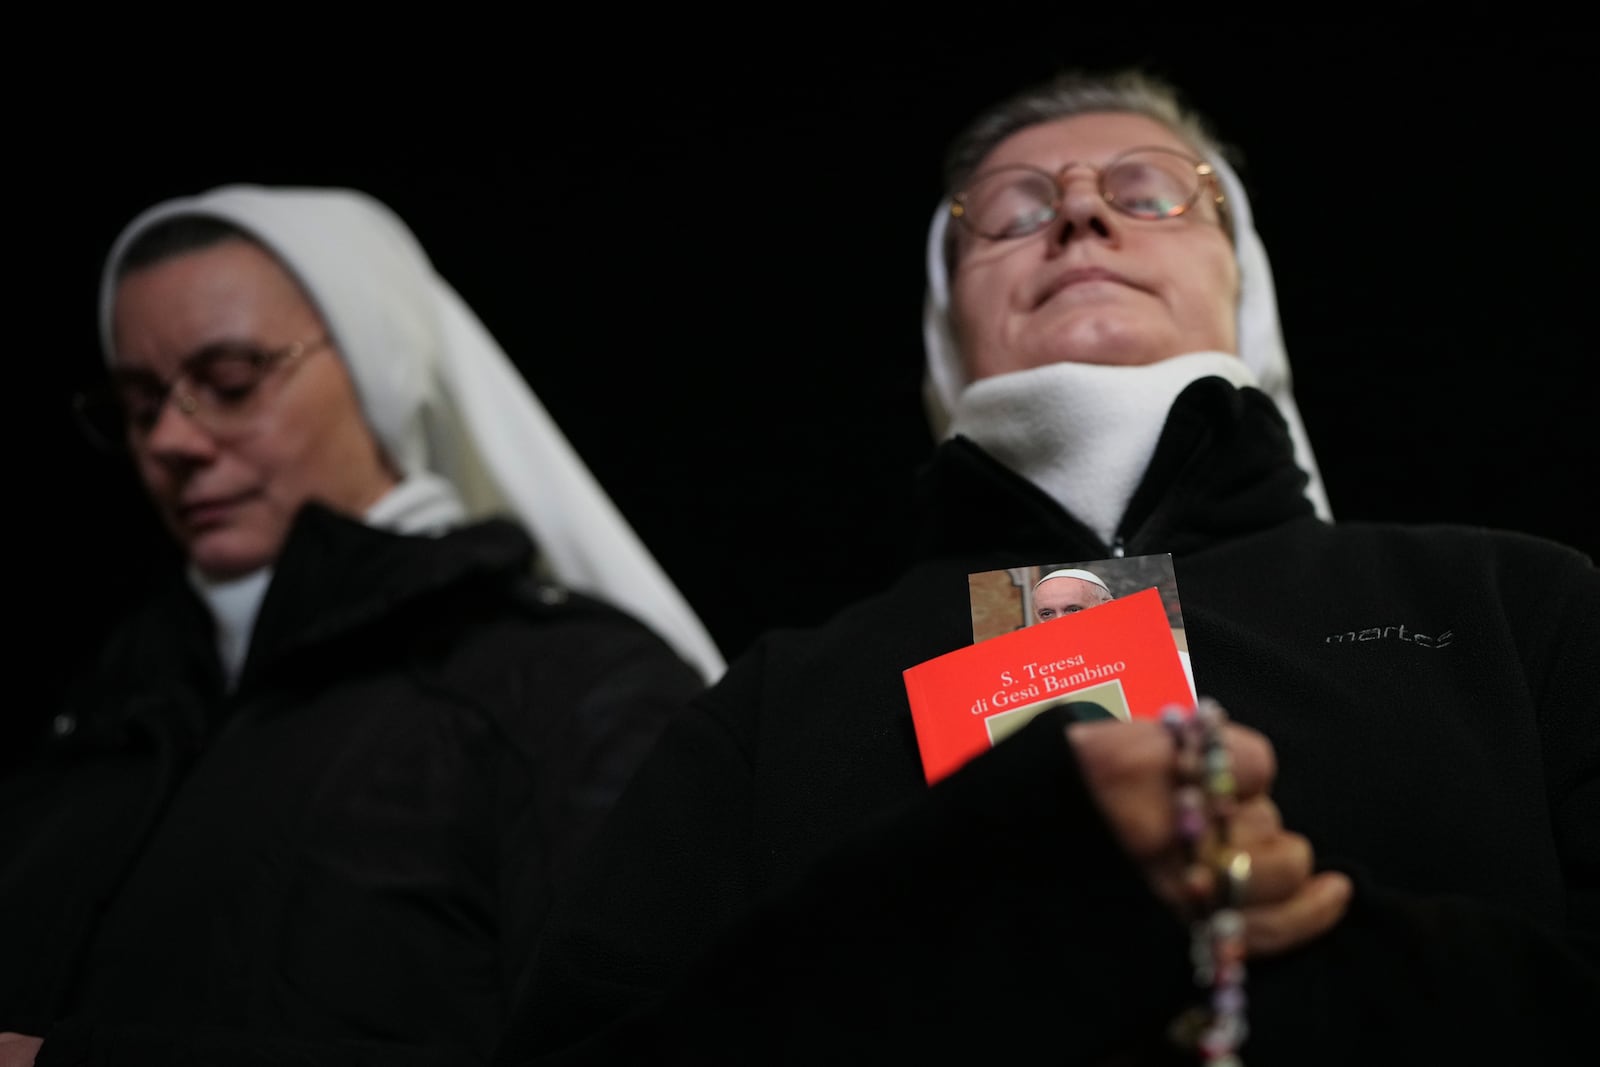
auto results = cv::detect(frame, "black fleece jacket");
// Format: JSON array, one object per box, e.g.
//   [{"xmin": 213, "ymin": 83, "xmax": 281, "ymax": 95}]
[
  {"xmin": 1, "ymin": 504, "xmax": 705, "ymax": 1066},
  {"xmin": 503, "ymin": 378, "xmax": 1599, "ymax": 1066}
]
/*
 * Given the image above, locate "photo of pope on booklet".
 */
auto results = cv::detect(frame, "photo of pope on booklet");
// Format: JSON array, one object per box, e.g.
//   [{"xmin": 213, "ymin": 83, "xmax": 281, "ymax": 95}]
[{"xmin": 905, "ymin": 553, "xmax": 1193, "ymax": 785}]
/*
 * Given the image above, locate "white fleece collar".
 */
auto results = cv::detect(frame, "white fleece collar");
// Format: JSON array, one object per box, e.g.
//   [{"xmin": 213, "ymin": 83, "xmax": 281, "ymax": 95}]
[{"xmin": 948, "ymin": 353, "xmax": 1258, "ymax": 545}]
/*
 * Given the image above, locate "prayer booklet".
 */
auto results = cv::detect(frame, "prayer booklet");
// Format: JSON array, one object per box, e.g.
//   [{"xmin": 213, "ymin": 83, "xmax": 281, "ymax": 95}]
[{"xmin": 904, "ymin": 563, "xmax": 1194, "ymax": 785}]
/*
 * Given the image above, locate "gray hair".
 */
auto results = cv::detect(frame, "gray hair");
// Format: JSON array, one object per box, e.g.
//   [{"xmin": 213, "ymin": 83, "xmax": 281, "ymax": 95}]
[
  {"xmin": 941, "ymin": 67, "xmax": 1236, "ymax": 193},
  {"xmin": 939, "ymin": 68, "xmax": 1238, "ymax": 270}
]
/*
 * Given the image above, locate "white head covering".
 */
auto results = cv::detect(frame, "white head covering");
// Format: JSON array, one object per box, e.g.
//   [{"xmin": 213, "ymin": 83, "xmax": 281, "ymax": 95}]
[
  {"xmin": 98, "ymin": 184, "xmax": 726, "ymax": 684},
  {"xmin": 921, "ymin": 150, "xmax": 1333, "ymax": 522},
  {"xmin": 1034, "ymin": 568, "xmax": 1111, "ymax": 595}
]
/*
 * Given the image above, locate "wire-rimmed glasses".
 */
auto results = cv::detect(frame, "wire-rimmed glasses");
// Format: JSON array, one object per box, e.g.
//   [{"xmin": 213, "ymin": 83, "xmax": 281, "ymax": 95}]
[
  {"xmin": 949, "ymin": 145, "xmax": 1229, "ymax": 242},
  {"xmin": 72, "ymin": 336, "xmax": 330, "ymax": 453}
]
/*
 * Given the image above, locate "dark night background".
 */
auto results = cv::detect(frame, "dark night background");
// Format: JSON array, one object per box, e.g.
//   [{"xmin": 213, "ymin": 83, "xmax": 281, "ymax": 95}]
[{"xmin": 13, "ymin": 18, "xmax": 1596, "ymax": 749}]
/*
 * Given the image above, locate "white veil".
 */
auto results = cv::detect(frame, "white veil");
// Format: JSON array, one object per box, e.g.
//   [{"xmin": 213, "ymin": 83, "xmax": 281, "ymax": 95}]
[
  {"xmin": 98, "ymin": 184, "xmax": 727, "ymax": 683},
  {"xmin": 920, "ymin": 151, "xmax": 1333, "ymax": 521}
]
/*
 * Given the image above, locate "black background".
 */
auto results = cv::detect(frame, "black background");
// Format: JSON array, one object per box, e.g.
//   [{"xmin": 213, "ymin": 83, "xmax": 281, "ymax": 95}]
[{"xmin": 15, "ymin": 18, "xmax": 1597, "ymax": 741}]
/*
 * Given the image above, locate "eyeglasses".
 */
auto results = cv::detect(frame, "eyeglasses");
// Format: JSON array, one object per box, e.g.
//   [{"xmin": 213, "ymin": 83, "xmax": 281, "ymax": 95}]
[
  {"xmin": 949, "ymin": 145, "xmax": 1228, "ymax": 241},
  {"xmin": 72, "ymin": 335, "xmax": 330, "ymax": 453}
]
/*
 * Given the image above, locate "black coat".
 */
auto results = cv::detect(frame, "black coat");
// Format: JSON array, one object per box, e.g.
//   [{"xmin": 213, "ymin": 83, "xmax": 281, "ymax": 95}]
[
  {"xmin": 504, "ymin": 378, "xmax": 1600, "ymax": 1066},
  {"xmin": 0, "ymin": 504, "xmax": 705, "ymax": 1066}
]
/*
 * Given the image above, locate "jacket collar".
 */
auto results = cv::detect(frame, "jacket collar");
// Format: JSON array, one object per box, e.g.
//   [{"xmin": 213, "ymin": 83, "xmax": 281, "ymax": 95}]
[
  {"xmin": 240, "ymin": 503, "xmax": 534, "ymax": 687},
  {"xmin": 914, "ymin": 377, "xmax": 1317, "ymax": 563}
]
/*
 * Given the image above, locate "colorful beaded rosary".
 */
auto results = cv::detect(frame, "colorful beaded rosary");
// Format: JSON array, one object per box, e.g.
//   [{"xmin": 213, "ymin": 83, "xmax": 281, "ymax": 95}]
[{"xmin": 1163, "ymin": 696, "xmax": 1249, "ymax": 1066}]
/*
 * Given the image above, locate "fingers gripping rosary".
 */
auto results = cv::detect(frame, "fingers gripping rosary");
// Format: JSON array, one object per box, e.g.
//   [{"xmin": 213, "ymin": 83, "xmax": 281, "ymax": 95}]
[{"xmin": 1164, "ymin": 697, "xmax": 1249, "ymax": 1066}]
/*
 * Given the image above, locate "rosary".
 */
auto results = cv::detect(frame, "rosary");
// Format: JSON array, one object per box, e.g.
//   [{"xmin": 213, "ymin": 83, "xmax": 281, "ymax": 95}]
[{"xmin": 1163, "ymin": 697, "xmax": 1249, "ymax": 1066}]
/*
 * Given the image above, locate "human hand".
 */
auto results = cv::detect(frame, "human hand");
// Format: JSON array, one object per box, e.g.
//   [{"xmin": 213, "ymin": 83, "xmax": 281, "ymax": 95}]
[
  {"xmin": 1066, "ymin": 718, "xmax": 1351, "ymax": 957},
  {"xmin": 0, "ymin": 1032, "xmax": 42, "ymax": 1067}
]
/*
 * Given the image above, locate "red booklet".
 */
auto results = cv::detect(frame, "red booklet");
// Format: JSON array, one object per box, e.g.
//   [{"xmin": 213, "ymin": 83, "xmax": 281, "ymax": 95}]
[{"xmin": 903, "ymin": 586, "xmax": 1193, "ymax": 785}]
